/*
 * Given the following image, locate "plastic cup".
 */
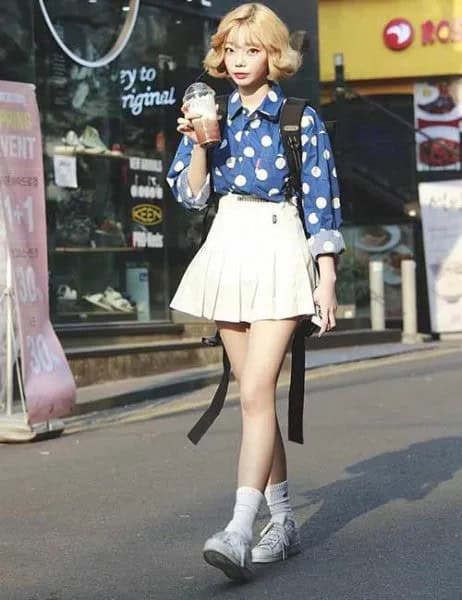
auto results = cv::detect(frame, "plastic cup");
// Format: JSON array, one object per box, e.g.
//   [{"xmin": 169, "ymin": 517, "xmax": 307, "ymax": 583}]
[{"xmin": 183, "ymin": 82, "xmax": 221, "ymax": 148}]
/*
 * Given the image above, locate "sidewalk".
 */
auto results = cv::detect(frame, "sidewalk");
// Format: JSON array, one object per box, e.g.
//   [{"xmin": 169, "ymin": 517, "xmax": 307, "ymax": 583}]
[{"xmin": 71, "ymin": 340, "xmax": 440, "ymax": 419}]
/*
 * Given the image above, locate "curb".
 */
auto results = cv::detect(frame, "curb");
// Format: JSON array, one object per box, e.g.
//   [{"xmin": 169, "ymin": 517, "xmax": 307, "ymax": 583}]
[{"xmin": 69, "ymin": 341, "xmax": 440, "ymax": 420}]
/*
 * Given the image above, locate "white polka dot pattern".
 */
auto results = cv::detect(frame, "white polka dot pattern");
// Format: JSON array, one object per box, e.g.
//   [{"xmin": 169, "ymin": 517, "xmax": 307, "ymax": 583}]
[
  {"xmin": 308, "ymin": 213, "xmax": 319, "ymax": 224},
  {"xmin": 256, "ymin": 168, "xmax": 268, "ymax": 181},
  {"xmin": 275, "ymin": 157, "xmax": 286, "ymax": 169},
  {"xmin": 301, "ymin": 115, "xmax": 314, "ymax": 128},
  {"xmin": 167, "ymin": 85, "xmax": 343, "ymax": 253},
  {"xmin": 311, "ymin": 166, "xmax": 321, "ymax": 178}
]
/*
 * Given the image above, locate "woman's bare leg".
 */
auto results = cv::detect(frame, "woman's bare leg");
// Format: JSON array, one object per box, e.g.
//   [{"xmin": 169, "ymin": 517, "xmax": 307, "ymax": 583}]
[{"xmin": 237, "ymin": 319, "xmax": 298, "ymax": 491}]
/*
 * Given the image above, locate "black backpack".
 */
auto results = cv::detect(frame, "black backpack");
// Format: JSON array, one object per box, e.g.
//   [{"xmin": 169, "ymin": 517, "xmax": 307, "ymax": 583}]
[{"xmin": 187, "ymin": 96, "xmax": 334, "ymax": 446}]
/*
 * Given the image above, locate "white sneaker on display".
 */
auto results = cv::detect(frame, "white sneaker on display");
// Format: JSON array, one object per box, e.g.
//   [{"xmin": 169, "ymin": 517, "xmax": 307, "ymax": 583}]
[
  {"xmin": 251, "ymin": 517, "xmax": 301, "ymax": 564},
  {"xmin": 79, "ymin": 125, "xmax": 108, "ymax": 153}
]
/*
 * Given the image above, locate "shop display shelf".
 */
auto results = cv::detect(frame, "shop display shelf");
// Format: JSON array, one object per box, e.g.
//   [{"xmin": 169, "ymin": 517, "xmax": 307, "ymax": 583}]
[
  {"xmin": 52, "ymin": 149, "xmax": 129, "ymax": 160},
  {"xmin": 52, "ymin": 247, "xmax": 145, "ymax": 253}
]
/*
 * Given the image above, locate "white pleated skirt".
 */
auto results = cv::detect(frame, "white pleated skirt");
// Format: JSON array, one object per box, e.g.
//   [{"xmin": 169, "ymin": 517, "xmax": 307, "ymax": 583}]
[{"xmin": 170, "ymin": 194, "xmax": 318, "ymax": 323}]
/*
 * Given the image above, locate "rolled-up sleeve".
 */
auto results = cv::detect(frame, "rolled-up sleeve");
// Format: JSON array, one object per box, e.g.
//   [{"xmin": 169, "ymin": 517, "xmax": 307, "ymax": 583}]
[
  {"xmin": 166, "ymin": 135, "xmax": 210, "ymax": 210},
  {"xmin": 300, "ymin": 106, "xmax": 346, "ymax": 259}
]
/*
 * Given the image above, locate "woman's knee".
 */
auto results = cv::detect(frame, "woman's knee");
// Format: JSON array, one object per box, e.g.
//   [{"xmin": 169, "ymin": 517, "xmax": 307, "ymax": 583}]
[{"xmin": 239, "ymin": 376, "xmax": 276, "ymax": 417}]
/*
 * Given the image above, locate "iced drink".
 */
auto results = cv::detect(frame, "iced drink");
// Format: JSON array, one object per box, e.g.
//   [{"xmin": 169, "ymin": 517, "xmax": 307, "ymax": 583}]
[{"xmin": 183, "ymin": 83, "xmax": 221, "ymax": 148}]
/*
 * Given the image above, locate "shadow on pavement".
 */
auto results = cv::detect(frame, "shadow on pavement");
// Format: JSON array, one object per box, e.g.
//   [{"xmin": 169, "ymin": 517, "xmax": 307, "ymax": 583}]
[{"xmin": 297, "ymin": 436, "xmax": 462, "ymax": 549}]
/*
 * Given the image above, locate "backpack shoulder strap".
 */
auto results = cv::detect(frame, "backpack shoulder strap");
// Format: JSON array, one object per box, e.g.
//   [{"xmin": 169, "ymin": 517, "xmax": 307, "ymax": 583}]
[
  {"xmin": 215, "ymin": 95, "xmax": 229, "ymax": 135},
  {"xmin": 279, "ymin": 97, "xmax": 309, "ymax": 198}
]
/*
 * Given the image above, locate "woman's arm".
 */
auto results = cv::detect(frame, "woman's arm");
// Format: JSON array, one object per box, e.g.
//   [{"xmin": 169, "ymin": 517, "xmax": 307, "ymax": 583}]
[{"xmin": 299, "ymin": 106, "xmax": 345, "ymax": 335}]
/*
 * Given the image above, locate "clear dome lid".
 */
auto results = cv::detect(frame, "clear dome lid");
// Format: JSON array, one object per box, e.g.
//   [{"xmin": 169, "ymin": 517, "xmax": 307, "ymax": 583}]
[{"xmin": 183, "ymin": 82, "xmax": 215, "ymax": 101}]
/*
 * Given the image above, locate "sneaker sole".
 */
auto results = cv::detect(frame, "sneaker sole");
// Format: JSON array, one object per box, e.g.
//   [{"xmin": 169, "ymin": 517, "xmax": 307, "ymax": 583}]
[
  {"xmin": 251, "ymin": 544, "xmax": 302, "ymax": 564},
  {"xmin": 203, "ymin": 544, "xmax": 253, "ymax": 581}
]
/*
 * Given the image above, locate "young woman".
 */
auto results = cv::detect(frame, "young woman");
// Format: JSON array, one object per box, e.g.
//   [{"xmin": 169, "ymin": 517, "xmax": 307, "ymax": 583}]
[{"xmin": 166, "ymin": 2, "xmax": 345, "ymax": 582}]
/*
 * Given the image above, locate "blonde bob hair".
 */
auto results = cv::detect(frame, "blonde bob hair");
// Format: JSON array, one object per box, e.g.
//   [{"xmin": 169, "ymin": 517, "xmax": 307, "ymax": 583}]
[{"xmin": 204, "ymin": 3, "xmax": 302, "ymax": 82}]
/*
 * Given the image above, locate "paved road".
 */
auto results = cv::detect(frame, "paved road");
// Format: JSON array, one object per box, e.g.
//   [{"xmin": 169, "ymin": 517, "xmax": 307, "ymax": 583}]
[{"xmin": 2, "ymin": 346, "xmax": 462, "ymax": 600}]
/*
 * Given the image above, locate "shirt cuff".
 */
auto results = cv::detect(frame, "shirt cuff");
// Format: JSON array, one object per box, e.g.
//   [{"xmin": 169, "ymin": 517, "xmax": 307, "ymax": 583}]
[
  {"xmin": 308, "ymin": 229, "xmax": 346, "ymax": 260},
  {"xmin": 177, "ymin": 169, "xmax": 210, "ymax": 210}
]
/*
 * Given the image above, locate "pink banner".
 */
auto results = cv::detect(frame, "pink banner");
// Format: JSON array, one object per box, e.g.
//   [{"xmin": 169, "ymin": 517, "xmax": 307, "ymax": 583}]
[{"xmin": 0, "ymin": 80, "xmax": 75, "ymax": 423}]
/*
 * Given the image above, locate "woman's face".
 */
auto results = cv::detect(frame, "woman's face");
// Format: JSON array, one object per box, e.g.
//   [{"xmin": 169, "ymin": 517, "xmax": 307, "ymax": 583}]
[{"xmin": 224, "ymin": 25, "xmax": 268, "ymax": 91}]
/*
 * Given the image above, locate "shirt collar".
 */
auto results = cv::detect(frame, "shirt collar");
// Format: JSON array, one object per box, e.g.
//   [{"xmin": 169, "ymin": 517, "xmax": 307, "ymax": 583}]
[{"xmin": 227, "ymin": 83, "xmax": 285, "ymax": 121}]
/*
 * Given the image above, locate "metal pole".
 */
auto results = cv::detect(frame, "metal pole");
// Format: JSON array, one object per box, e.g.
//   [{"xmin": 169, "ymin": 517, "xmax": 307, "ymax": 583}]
[
  {"xmin": 401, "ymin": 259, "xmax": 418, "ymax": 344},
  {"xmin": 369, "ymin": 259, "xmax": 385, "ymax": 330},
  {"xmin": 5, "ymin": 250, "xmax": 14, "ymax": 416}
]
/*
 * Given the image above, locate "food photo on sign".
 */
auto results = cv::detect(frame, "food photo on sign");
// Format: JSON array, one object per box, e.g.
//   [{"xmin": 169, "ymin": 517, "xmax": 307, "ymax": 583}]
[{"xmin": 414, "ymin": 80, "xmax": 462, "ymax": 171}]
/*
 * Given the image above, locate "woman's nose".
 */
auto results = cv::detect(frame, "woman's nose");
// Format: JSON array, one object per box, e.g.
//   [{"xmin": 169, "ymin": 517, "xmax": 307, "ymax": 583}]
[{"xmin": 234, "ymin": 51, "xmax": 246, "ymax": 67}]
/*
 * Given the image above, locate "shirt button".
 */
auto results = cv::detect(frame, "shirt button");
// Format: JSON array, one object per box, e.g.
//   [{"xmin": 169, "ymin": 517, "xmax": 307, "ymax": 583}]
[
  {"xmin": 245, "ymin": 131, "xmax": 249, "ymax": 136},
  {"xmin": 238, "ymin": 157, "xmax": 243, "ymax": 162}
]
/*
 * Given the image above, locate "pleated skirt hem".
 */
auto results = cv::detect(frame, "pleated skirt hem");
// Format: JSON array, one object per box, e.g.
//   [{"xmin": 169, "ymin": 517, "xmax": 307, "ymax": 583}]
[{"xmin": 170, "ymin": 194, "xmax": 317, "ymax": 323}]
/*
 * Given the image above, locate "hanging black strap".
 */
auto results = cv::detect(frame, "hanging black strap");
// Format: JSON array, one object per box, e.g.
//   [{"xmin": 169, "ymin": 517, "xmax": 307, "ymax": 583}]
[
  {"xmin": 187, "ymin": 341, "xmax": 231, "ymax": 445},
  {"xmin": 288, "ymin": 319, "xmax": 317, "ymax": 443}
]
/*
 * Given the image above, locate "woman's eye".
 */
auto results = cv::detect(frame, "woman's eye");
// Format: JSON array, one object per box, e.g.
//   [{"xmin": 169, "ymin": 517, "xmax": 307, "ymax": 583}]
[
  {"xmin": 248, "ymin": 48, "xmax": 259, "ymax": 55},
  {"xmin": 225, "ymin": 47, "xmax": 233, "ymax": 54}
]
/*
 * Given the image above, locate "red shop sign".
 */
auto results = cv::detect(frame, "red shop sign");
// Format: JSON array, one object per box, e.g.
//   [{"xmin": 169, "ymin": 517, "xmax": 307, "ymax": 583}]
[{"xmin": 384, "ymin": 16, "xmax": 462, "ymax": 50}]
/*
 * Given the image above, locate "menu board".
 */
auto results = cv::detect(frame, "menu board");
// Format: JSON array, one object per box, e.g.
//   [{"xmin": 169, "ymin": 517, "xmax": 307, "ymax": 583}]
[{"xmin": 418, "ymin": 180, "xmax": 462, "ymax": 333}]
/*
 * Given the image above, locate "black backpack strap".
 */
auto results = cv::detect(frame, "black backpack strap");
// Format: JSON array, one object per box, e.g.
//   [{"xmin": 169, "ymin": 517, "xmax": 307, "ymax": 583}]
[
  {"xmin": 280, "ymin": 97, "xmax": 308, "ymax": 202},
  {"xmin": 200, "ymin": 94, "xmax": 229, "ymax": 247}
]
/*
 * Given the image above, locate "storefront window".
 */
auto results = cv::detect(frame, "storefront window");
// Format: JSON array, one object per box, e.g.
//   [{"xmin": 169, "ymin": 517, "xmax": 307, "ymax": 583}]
[{"xmin": 32, "ymin": 1, "xmax": 217, "ymax": 325}]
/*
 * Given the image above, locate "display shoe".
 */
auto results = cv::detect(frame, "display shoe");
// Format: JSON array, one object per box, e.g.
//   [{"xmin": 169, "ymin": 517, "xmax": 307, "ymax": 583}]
[
  {"xmin": 82, "ymin": 293, "xmax": 114, "ymax": 311},
  {"xmin": 203, "ymin": 530, "xmax": 253, "ymax": 581},
  {"xmin": 79, "ymin": 125, "xmax": 108, "ymax": 153},
  {"xmin": 102, "ymin": 287, "xmax": 135, "ymax": 313},
  {"xmin": 57, "ymin": 284, "xmax": 78, "ymax": 301},
  {"xmin": 251, "ymin": 517, "xmax": 301, "ymax": 564}
]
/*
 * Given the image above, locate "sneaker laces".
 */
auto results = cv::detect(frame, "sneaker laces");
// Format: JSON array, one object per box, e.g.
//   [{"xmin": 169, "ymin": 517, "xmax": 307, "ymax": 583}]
[{"xmin": 258, "ymin": 521, "xmax": 290, "ymax": 560}]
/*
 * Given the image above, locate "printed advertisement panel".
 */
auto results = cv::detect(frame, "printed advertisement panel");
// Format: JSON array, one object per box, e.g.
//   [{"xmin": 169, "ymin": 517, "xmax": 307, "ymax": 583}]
[
  {"xmin": 0, "ymin": 80, "xmax": 76, "ymax": 423},
  {"xmin": 418, "ymin": 180, "xmax": 462, "ymax": 333},
  {"xmin": 414, "ymin": 80, "xmax": 462, "ymax": 172}
]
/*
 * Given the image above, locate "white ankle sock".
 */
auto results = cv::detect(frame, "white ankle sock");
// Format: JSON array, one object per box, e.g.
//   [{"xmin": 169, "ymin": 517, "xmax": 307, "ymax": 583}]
[
  {"xmin": 225, "ymin": 486, "xmax": 264, "ymax": 542},
  {"xmin": 265, "ymin": 480, "xmax": 294, "ymax": 524}
]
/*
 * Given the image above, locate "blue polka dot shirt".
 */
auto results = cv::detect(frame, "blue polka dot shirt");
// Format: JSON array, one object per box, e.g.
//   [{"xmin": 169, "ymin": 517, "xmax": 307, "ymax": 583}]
[{"xmin": 167, "ymin": 83, "xmax": 345, "ymax": 259}]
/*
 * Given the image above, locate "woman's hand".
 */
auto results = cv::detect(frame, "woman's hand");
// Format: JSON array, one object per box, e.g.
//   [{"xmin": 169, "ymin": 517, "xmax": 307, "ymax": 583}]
[
  {"xmin": 176, "ymin": 103, "xmax": 200, "ymax": 144},
  {"xmin": 313, "ymin": 254, "xmax": 338, "ymax": 337}
]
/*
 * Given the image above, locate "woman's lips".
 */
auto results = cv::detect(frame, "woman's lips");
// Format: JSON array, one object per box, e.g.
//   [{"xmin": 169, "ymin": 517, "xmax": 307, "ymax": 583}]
[{"xmin": 234, "ymin": 73, "xmax": 248, "ymax": 79}]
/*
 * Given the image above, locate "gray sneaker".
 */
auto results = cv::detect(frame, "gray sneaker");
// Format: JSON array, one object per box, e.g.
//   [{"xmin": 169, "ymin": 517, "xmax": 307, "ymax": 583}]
[
  {"xmin": 203, "ymin": 530, "xmax": 253, "ymax": 581},
  {"xmin": 251, "ymin": 518, "xmax": 301, "ymax": 563}
]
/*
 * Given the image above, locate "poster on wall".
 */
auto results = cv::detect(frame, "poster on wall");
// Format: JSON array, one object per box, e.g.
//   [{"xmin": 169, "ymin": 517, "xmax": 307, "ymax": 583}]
[
  {"xmin": 128, "ymin": 155, "xmax": 165, "ymax": 249},
  {"xmin": 0, "ymin": 80, "xmax": 76, "ymax": 423},
  {"xmin": 414, "ymin": 80, "xmax": 462, "ymax": 171},
  {"xmin": 418, "ymin": 180, "xmax": 462, "ymax": 333}
]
